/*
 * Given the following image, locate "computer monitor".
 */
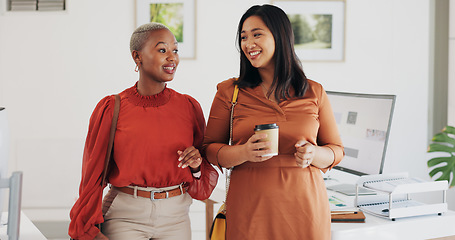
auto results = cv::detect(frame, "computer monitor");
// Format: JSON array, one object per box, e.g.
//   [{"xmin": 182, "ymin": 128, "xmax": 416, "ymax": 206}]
[{"xmin": 326, "ymin": 91, "xmax": 396, "ymax": 176}]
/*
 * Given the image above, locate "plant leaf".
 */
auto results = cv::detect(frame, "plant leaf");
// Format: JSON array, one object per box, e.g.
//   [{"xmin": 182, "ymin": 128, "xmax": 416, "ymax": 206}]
[
  {"xmin": 429, "ymin": 166, "xmax": 450, "ymax": 180},
  {"xmin": 427, "ymin": 160, "xmax": 455, "ymax": 186},
  {"xmin": 443, "ymin": 126, "xmax": 455, "ymax": 135},
  {"xmin": 427, "ymin": 143, "xmax": 455, "ymax": 154},
  {"xmin": 427, "ymin": 126, "xmax": 455, "ymax": 188},
  {"xmin": 427, "ymin": 156, "xmax": 451, "ymax": 167},
  {"xmin": 432, "ymin": 133, "xmax": 455, "ymax": 147}
]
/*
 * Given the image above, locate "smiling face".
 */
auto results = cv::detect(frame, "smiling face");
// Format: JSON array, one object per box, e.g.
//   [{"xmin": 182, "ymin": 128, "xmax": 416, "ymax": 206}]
[
  {"xmin": 240, "ymin": 15, "xmax": 276, "ymax": 71},
  {"xmin": 136, "ymin": 28, "xmax": 179, "ymax": 84}
]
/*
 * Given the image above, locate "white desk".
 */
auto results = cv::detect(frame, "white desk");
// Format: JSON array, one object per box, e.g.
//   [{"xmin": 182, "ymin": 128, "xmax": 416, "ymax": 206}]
[
  {"xmin": 331, "ymin": 209, "xmax": 455, "ymax": 240},
  {"xmin": 0, "ymin": 212, "xmax": 47, "ymax": 240},
  {"xmin": 325, "ymin": 170, "xmax": 455, "ymax": 240},
  {"xmin": 328, "ymin": 188, "xmax": 455, "ymax": 240}
]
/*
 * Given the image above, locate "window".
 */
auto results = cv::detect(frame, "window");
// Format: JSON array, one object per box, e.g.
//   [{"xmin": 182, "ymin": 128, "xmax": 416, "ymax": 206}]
[{"xmin": 8, "ymin": 0, "xmax": 66, "ymax": 11}]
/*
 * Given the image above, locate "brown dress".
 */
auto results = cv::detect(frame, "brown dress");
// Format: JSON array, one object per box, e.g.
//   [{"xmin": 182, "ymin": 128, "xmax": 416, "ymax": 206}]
[{"xmin": 203, "ymin": 78, "xmax": 344, "ymax": 240}]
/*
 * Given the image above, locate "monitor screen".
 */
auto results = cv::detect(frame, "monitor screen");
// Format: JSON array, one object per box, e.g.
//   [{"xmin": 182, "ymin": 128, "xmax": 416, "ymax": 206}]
[{"xmin": 326, "ymin": 91, "xmax": 396, "ymax": 176}]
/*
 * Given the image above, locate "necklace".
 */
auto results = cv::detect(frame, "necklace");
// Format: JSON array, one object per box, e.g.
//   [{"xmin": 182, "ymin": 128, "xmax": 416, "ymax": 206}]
[
  {"xmin": 260, "ymin": 83, "xmax": 277, "ymax": 102},
  {"xmin": 260, "ymin": 83, "xmax": 268, "ymax": 92}
]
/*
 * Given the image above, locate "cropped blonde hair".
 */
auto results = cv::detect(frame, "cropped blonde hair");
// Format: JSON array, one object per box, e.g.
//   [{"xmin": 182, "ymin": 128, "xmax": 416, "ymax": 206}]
[{"xmin": 130, "ymin": 22, "xmax": 170, "ymax": 53}]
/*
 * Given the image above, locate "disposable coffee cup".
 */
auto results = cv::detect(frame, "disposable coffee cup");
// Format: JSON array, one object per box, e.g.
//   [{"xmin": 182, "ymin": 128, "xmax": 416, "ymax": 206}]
[{"xmin": 254, "ymin": 123, "xmax": 279, "ymax": 157}]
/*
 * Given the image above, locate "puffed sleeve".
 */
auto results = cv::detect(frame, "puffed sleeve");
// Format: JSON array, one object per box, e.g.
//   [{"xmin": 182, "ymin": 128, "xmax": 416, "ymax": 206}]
[
  {"xmin": 68, "ymin": 95, "xmax": 115, "ymax": 240},
  {"xmin": 185, "ymin": 95, "xmax": 218, "ymax": 200},
  {"xmin": 202, "ymin": 79, "xmax": 235, "ymax": 171},
  {"xmin": 316, "ymin": 86, "xmax": 344, "ymax": 172}
]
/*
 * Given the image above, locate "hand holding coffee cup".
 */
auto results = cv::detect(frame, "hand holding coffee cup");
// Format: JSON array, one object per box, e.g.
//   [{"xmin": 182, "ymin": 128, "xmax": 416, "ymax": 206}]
[
  {"xmin": 243, "ymin": 133, "xmax": 273, "ymax": 162},
  {"xmin": 254, "ymin": 123, "xmax": 279, "ymax": 157}
]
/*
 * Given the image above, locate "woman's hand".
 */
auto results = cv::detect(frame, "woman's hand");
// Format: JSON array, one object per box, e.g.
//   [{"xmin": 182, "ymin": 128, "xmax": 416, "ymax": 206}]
[
  {"xmin": 178, "ymin": 146, "xmax": 203, "ymax": 170},
  {"xmin": 294, "ymin": 140, "xmax": 315, "ymax": 168},
  {"xmin": 94, "ymin": 232, "xmax": 109, "ymax": 240},
  {"xmin": 242, "ymin": 133, "xmax": 274, "ymax": 163}
]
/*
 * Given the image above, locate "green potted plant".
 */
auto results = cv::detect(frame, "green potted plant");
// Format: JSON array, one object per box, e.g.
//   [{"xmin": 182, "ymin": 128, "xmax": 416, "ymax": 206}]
[{"xmin": 427, "ymin": 126, "xmax": 455, "ymax": 188}]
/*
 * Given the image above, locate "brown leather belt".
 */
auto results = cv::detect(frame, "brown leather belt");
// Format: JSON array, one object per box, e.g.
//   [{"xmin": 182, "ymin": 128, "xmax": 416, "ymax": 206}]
[{"xmin": 115, "ymin": 185, "xmax": 187, "ymax": 200}]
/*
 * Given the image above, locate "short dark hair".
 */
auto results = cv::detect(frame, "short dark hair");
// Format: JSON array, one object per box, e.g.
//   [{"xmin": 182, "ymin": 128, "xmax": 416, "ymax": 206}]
[
  {"xmin": 130, "ymin": 22, "xmax": 169, "ymax": 53},
  {"xmin": 236, "ymin": 4, "xmax": 308, "ymax": 100}
]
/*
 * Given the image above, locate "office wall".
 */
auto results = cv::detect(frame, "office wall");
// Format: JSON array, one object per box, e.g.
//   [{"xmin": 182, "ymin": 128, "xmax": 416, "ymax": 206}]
[
  {"xmin": 429, "ymin": 0, "xmax": 449, "ymax": 139},
  {"xmin": 449, "ymin": 1, "xmax": 455, "ymax": 125},
  {"xmin": 0, "ymin": 0, "xmax": 453, "ymax": 221}
]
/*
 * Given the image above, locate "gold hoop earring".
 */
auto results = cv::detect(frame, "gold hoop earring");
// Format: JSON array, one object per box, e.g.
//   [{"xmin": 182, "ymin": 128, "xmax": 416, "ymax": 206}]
[{"xmin": 134, "ymin": 64, "xmax": 139, "ymax": 72}]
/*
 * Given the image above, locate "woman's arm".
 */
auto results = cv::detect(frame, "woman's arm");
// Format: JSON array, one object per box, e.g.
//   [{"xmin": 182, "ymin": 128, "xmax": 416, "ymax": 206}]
[
  {"xmin": 209, "ymin": 133, "xmax": 273, "ymax": 168},
  {"xmin": 69, "ymin": 96, "xmax": 115, "ymax": 240},
  {"xmin": 184, "ymin": 95, "xmax": 218, "ymax": 200}
]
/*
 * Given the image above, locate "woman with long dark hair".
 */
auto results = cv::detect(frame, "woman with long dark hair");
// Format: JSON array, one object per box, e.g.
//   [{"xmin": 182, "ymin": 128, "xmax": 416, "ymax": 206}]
[{"xmin": 203, "ymin": 5, "xmax": 344, "ymax": 239}]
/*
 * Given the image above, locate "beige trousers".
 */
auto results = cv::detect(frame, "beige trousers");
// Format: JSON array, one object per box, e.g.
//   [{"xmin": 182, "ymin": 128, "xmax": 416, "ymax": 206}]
[{"xmin": 101, "ymin": 185, "xmax": 192, "ymax": 240}]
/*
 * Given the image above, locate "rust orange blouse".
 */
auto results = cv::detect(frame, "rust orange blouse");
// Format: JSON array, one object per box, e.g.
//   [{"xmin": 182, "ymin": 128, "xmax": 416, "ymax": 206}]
[{"xmin": 69, "ymin": 84, "xmax": 218, "ymax": 240}]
